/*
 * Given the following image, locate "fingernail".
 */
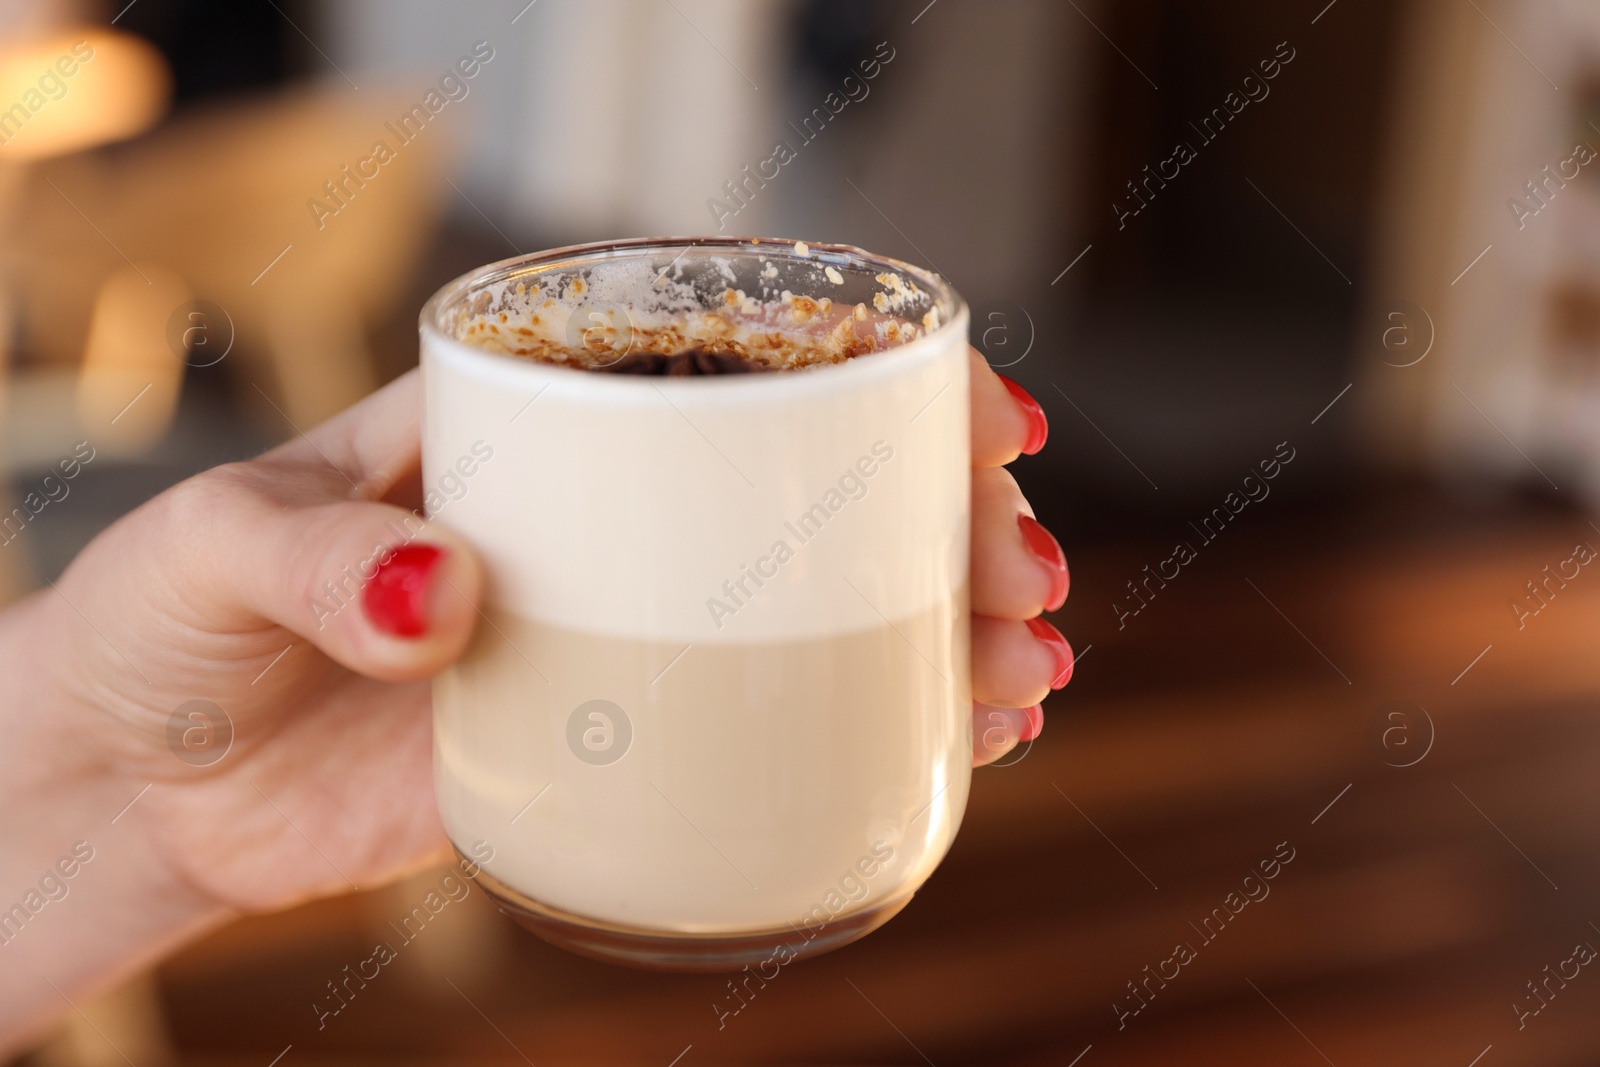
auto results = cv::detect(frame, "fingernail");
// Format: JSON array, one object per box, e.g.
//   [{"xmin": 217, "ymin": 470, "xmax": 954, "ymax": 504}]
[
  {"xmin": 998, "ymin": 375, "xmax": 1048, "ymax": 455},
  {"xmin": 363, "ymin": 544, "xmax": 446, "ymax": 638},
  {"xmin": 1018, "ymin": 514, "xmax": 1069, "ymax": 611},
  {"xmin": 1018, "ymin": 704, "xmax": 1044, "ymax": 742},
  {"xmin": 1026, "ymin": 615, "xmax": 1074, "ymax": 689}
]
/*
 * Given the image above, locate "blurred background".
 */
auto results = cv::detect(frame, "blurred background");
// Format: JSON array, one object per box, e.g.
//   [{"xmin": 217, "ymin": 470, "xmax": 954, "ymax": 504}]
[{"xmin": 5, "ymin": 0, "xmax": 1600, "ymax": 1063}]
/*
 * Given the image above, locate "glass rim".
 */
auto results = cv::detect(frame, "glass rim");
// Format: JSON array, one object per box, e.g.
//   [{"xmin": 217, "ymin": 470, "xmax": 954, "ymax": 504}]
[{"xmin": 418, "ymin": 235, "xmax": 969, "ymax": 384}]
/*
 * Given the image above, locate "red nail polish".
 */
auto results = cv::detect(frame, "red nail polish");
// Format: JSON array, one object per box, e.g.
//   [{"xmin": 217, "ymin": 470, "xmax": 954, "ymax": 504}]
[
  {"xmin": 1018, "ymin": 514, "xmax": 1069, "ymax": 611},
  {"xmin": 362, "ymin": 544, "xmax": 445, "ymax": 638},
  {"xmin": 1018, "ymin": 704, "xmax": 1044, "ymax": 743},
  {"xmin": 999, "ymin": 375, "xmax": 1048, "ymax": 455},
  {"xmin": 1026, "ymin": 615, "xmax": 1074, "ymax": 689}
]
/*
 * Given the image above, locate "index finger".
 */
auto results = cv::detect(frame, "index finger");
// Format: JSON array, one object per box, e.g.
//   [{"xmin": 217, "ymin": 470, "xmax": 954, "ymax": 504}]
[
  {"xmin": 258, "ymin": 370, "xmax": 422, "ymax": 502},
  {"xmin": 969, "ymin": 348, "xmax": 1047, "ymax": 467}
]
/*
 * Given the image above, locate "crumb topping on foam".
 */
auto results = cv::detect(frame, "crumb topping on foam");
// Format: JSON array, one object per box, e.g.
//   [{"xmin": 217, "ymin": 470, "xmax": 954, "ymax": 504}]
[{"xmin": 449, "ymin": 253, "xmax": 939, "ymax": 372}]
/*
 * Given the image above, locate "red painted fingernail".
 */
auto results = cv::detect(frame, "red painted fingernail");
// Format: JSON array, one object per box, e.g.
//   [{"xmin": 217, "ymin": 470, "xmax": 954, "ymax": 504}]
[
  {"xmin": 1026, "ymin": 615, "xmax": 1074, "ymax": 689},
  {"xmin": 999, "ymin": 375, "xmax": 1048, "ymax": 455},
  {"xmin": 1018, "ymin": 514, "xmax": 1069, "ymax": 611},
  {"xmin": 1018, "ymin": 704, "xmax": 1044, "ymax": 743},
  {"xmin": 362, "ymin": 544, "xmax": 445, "ymax": 638}
]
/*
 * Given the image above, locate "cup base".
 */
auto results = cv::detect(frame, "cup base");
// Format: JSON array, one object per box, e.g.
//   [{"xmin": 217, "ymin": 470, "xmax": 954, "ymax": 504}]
[{"xmin": 460, "ymin": 850, "xmax": 913, "ymax": 972}]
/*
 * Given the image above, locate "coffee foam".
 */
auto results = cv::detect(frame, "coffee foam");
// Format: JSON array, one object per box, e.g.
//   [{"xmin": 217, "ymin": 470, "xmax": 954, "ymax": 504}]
[{"xmin": 448, "ymin": 251, "xmax": 942, "ymax": 372}]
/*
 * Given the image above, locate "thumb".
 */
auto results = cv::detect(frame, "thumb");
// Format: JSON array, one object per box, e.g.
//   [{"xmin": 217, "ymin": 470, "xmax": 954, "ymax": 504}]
[{"xmin": 216, "ymin": 489, "xmax": 484, "ymax": 683}]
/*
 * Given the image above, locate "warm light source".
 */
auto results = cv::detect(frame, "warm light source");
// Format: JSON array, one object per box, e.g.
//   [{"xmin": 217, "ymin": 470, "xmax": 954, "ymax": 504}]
[
  {"xmin": 75, "ymin": 262, "xmax": 188, "ymax": 453},
  {"xmin": 0, "ymin": 28, "xmax": 170, "ymax": 164}
]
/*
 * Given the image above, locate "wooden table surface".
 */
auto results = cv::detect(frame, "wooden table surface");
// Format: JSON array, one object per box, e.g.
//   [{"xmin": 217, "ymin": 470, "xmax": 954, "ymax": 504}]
[{"xmin": 129, "ymin": 491, "xmax": 1600, "ymax": 1066}]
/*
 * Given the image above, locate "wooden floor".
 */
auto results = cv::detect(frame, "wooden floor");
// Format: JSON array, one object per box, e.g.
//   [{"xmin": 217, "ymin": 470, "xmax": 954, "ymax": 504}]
[{"xmin": 32, "ymin": 489, "xmax": 1600, "ymax": 1066}]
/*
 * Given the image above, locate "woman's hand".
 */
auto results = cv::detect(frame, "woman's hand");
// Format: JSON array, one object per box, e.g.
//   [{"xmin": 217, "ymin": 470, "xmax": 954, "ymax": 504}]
[
  {"xmin": 34, "ymin": 375, "xmax": 485, "ymax": 911},
  {"xmin": 0, "ymin": 353, "xmax": 1067, "ymax": 1047},
  {"xmin": 0, "ymin": 372, "xmax": 483, "ymax": 1050},
  {"xmin": 963, "ymin": 349, "xmax": 1072, "ymax": 766}
]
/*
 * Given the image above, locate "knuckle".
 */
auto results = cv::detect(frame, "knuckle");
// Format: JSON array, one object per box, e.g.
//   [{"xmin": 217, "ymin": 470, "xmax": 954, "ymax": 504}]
[
  {"xmin": 135, "ymin": 464, "xmax": 273, "ymax": 599},
  {"xmin": 153, "ymin": 462, "xmax": 260, "ymax": 534}
]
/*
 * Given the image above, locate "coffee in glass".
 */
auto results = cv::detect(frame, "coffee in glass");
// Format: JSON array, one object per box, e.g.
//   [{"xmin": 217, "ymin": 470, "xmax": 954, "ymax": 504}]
[{"xmin": 421, "ymin": 237, "xmax": 971, "ymax": 970}]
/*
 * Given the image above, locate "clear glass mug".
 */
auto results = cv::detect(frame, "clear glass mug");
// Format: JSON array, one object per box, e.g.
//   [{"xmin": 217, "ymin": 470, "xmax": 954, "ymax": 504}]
[{"xmin": 420, "ymin": 238, "xmax": 971, "ymax": 970}]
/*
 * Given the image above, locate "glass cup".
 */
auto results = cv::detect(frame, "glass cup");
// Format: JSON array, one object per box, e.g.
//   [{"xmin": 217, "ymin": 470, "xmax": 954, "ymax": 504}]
[{"xmin": 420, "ymin": 237, "xmax": 971, "ymax": 970}]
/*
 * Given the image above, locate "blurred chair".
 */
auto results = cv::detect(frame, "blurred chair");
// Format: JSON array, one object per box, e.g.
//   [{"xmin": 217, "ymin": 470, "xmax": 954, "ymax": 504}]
[
  {"xmin": 0, "ymin": 24, "xmax": 452, "ymax": 598},
  {"xmin": 8, "ymin": 81, "xmax": 451, "ymax": 437},
  {"xmin": 0, "ymin": 25, "xmax": 169, "ymax": 601}
]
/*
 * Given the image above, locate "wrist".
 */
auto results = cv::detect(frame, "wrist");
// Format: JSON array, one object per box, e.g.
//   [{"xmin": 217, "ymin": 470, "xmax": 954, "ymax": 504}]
[{"xmin": 0, "ymin": 590, "xmax": 230, "ymax": 1053}]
